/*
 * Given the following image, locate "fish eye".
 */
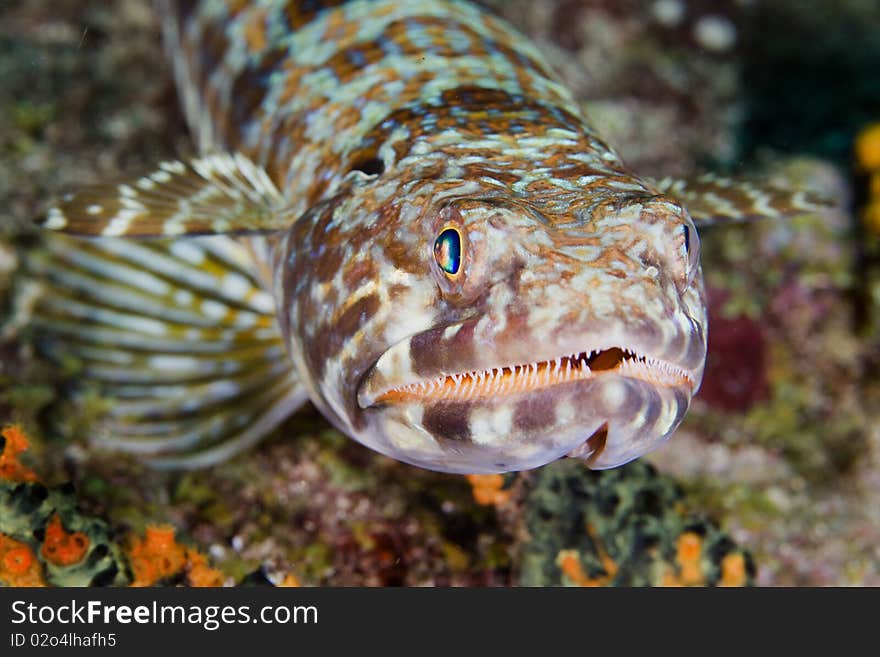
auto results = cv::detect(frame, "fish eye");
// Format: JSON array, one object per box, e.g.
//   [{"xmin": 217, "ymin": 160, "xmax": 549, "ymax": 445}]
[{"xmin": 433, "ymin": 227, "xmax": 462, "ymax": 277}]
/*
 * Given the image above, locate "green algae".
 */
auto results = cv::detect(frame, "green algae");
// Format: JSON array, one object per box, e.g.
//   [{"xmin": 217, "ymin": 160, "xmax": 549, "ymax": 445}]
[
  {"xmin": 0, "ymin": 480, "xmax": 130, "ymax": 586},
  {"xmin": 518, "ymin": 460, "xmax": 754, "ymax": 586}
]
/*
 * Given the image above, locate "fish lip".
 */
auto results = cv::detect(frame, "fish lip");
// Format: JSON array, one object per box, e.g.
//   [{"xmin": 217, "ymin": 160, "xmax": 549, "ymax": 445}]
[{"xmin": 357, "ymin": 325, "xmax": 699, "ymax": 410}]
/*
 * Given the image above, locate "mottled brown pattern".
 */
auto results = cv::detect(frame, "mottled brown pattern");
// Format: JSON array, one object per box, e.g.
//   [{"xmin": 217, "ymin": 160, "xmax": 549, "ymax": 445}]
[
  {"xmin": 310, "ymin": 294, "xmax": 381, "ymax": 380},
  {"xmin": 242, "ymin": 6, "xmax": 269, "ymax": 51},
  {"xmin": 514, "ymin": 395, "xmax": 557, "ymax": 433},
  {"xmin": 342, "ymin": 258, "xmax": 378, "ymax": 290},
  {"xmin": 423, "ymin": 402, "xmax": 473, "ymax": 442},
  {"xmin": 311, "ymin": 239, "xmax": 346, "ymax": 284},
  {"xmin": 174, "ymin": 0, "xmax": 200, "ymax": 23},
  {"xmin": 408, "ymin": 321, "xmax": 479, "ymax": 379},
  {"xmin": 381, "ymin": 233, "xmax": 430, "ymax": 276},
  {"xmin": 283, "ymin": 0, "xmax": 350, "ymax": 30},
  {"xmin": 227, "ymin": 46, "xmax": 288, "ymax": 148},
  {"xmin": 195, "ymin": 12, "xmax": 230, "ymax": 90}
]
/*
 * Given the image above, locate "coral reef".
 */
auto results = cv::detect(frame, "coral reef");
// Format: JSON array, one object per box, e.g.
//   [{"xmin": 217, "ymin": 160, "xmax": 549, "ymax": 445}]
[
  {"xmin": 466, "ymin": 474, "xmax": 515, "ymax": 507},
  {"xmin": 0, "ymin": 437, "xmax": 130, "ymax": 585},
  {"xmin": 1, "ymin": 424, "xmax": 751, "ymax": 588},
  {"xmin": 0, "ymin": 425, "xmax": 232, "ymax": 587},
  {"xmin": 517, "ymin": 460, "xmax": 753, "ymax": 586},
  {"xmin": 126, "ymin": 525, "xmax": 226, "ymax": 587},
  {"xmin": 0, "ymin": 425, "xmax": 39, "ymax": 483}
]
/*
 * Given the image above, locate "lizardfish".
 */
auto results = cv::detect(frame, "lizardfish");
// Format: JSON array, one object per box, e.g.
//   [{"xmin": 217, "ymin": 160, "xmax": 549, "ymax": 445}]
[{"xmin": 33, "ymin": 0, "xmax": 826, "ymax": 472}]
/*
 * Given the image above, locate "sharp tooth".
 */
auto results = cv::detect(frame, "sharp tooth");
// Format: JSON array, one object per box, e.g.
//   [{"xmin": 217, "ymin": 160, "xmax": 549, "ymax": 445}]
[{"xmin": 377, "ymin": 344, "xmax": 697, "ymax": 404}]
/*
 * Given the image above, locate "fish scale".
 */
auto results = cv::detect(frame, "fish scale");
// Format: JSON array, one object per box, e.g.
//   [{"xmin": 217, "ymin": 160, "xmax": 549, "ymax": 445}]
[{"xmin": 33, "ymin": 0, "xmax": 831, "ymax": 472}]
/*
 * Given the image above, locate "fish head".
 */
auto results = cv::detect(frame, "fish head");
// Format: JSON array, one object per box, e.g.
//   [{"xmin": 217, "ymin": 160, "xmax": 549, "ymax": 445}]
[{"xmin": 279, "ymin": 184, "xmax": 706, "ymax": 474}]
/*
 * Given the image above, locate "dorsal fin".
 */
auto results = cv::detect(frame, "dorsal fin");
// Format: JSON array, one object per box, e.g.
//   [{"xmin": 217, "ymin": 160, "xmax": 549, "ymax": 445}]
[
  {"xmin": 649, "ymin": 172, "xmax": 835, "ymax": 227},
  {"xmin": 40, "ymin": 153, "xmax": 290, "ymax": 237}
]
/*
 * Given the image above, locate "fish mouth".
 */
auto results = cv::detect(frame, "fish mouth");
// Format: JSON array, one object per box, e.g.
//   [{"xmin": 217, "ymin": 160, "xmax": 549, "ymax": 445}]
[{"xmin": 358, "ymin": 344, "xmax": 697, "ymax": 409}]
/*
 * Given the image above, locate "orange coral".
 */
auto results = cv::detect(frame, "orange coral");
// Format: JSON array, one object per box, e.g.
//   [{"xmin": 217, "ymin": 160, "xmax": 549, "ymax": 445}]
[
  {"xmin": 127, "ymin": 525, "xmax": 187, "ymax": 586},
  {"xmin": 675, "ymin": 532, "xmax": 705, "ymax": 585},
  {"xmin": 862, "ymin": 171, "xmax": 880, "ymax": 234},
  {"xmin": 40, "ymin": 513, "xmax": 90, "ymax": 567},
  {"xmin": 557, "ymin": 550, "xmax": 593, "ymax": 586},
  {"xmin": 0, "ymin": 534, "xmax": 45, "ymax": 587},
  {"xmin": 556, "ymin": 524, "xmax": 618, "ymax": 586},
  {"xmin": 661, "ymin": 532, "xmax": 709, "ymax": 586},
  {"xmin": 185, "ymin": 550, "xmax": 226, "ymax": 587},
  {"xmin": 0, "ymin": 425, "xmax": 39, "ymax": 483},
  {"xmin": 278, "ymin": 574, "xmax": 301, "ymax": 587},
  {"xmin": 856, "ymin": 123, "xmax": 880, "ymax": 172},
  {"xmin": 856, "ymin": 124, "xmax": 880, "ymax": 235},
  {"xmin": 0, "ymin": 425, "xmax": 231, "ymax": 588},
  {"xmin": 127, "ymin": 525, "xmax": 225, "ymax": 587},
  {"xmin": 864, "ymin": 202, "xmax": 880, "ymax": 235},
  {"xmin": 465, "ymin": 474, "xmax": 512, "ymax": 506},
  {"xmin": 719, "ymin": 552, "xmax": 748, "ymax": 587},
  {"xmin": 662, "ymin": 535, "xmax": 748, "ymax": 587}
]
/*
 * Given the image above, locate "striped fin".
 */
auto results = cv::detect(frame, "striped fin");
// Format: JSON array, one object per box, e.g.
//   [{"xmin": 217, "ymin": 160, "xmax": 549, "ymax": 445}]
[
  {"xmin": 650, "ymin": 172, "xmax": 835, "ymax": 227},
  {"xmin": 40, "ymin": 154, "xmax": 290, "ymax": 237},
  {"xmin": 29, "ymin": 234, "xmax": 307, "ymax": 468}
]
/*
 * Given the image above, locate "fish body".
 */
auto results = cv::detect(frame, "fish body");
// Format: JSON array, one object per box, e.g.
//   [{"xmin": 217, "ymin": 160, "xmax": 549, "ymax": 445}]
[{"xmin": 34, "ymin": 0, "xmax": 824, "ymax": 473}]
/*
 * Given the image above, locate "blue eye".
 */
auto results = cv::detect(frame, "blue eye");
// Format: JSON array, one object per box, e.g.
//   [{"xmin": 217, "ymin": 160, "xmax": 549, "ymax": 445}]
[{"xmin": 434, "ymin": 227, "xmax": 462, "ymax": 276}]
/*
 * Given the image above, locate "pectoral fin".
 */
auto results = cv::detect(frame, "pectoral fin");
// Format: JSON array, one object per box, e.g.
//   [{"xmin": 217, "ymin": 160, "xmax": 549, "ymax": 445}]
[
  {"xmin": 40, "ymin": 153, "xmax": 289, "ymax": 237},
  {"xmin": 650, "ymin": 172, "xmax": 835, "ymax": 227},
  {"xmin": 30, "ymin": 234, "xmax": 307, "ymax": 468}
]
